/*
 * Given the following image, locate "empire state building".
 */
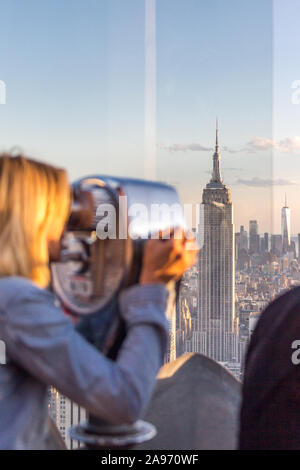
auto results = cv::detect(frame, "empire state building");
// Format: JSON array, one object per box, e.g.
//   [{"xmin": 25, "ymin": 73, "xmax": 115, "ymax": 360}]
[{"xmin": 197, "ymin": 123, "xmax": 236, "ymax": 363}]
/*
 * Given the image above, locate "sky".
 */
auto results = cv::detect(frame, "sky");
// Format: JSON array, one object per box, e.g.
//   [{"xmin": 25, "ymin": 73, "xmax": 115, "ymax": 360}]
[{"xmin": 0, "ymin": 0, "xmax": 299, "ymax": 233}]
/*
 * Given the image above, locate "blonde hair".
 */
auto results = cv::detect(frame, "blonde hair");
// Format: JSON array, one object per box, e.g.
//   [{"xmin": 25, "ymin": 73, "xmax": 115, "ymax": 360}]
[{"xmin": 0, "ymin": 154, "xmax": 70, "ymax": 287}]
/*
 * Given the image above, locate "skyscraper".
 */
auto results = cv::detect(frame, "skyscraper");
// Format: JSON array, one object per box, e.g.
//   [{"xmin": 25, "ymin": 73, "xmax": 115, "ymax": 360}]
[
  {"xmin": 282, "ymin": 194, "xmax": 291, "ymax": 254},
  {"xmin": 271, "ymin": 234, "xmax": 283, "ymax": 257},
  {"xmin": 197, "ymin": 122, "xmax": 236, "ymax": 362},
  {"xmin": 240, "ymin": 226, "xmax": 248, "ymax": 251},
  {"xmin": 264, "ymin": 232, "xmax": 269, "ymax": 252},
  {"xmin": 249, "ymin": 220, "xmax": 259, "ymax": 254}
]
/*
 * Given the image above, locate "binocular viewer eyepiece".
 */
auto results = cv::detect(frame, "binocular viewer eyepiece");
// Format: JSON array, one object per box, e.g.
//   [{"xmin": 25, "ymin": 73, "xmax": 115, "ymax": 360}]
[{"xmin": 52, "ymin": 175, "xmax": 185, "ymax": 317}]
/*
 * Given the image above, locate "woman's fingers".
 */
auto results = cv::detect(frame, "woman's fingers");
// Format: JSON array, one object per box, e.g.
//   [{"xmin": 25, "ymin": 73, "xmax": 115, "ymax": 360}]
[{"xmin": 140, "ymin": 226, "xmax": 199, "ymax": 285}]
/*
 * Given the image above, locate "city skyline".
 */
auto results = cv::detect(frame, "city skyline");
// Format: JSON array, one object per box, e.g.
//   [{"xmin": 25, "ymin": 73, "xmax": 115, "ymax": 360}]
[{"xmin": 177, "ymin": 120, "xmax": 300, "ymax": 380}]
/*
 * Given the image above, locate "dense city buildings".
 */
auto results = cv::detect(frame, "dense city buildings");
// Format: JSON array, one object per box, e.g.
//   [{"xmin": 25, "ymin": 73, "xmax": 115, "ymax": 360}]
[
  {"xmin": 176, "ymin": 265, "xmax": 198, "ymax": 357},
  {"xmin": 48, "ymin": 387, "xmax": 86, "ymax": 449},
  {"xmin": 177, "ymin": 222, "xmax": 300, "ymax": 381}
]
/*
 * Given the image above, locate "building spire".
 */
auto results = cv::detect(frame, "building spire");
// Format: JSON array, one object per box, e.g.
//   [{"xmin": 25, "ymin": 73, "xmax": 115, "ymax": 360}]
[
  {"xmin": 211, "ymin": 118, "xmax": 222, "ymax": 183},
  {"xmin": 215, "ymin": 117, "xmax": 219, "ymax": 152},
  {"xmin": 285, "ymin": 192, "xmax": 287, "ymax": 207}
]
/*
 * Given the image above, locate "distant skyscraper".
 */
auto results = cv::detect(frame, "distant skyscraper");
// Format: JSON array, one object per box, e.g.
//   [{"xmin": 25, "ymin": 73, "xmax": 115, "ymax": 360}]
[
  {"xmin": 249, "ymin": 220, "xmax": 259, "ymax": 254},
  {"xmin": 235, "ymin": 232, "xmax": 240, "ymax": 262},
  {"xmin": 289, "ymin": 240, "xmax": 296, "ymax": 260},
  {"xmin": 264, "ymin": 232, "xmax": 269, "ymax": 252},
  {"xmin": 259, "ymin": 236, "xmax": 265, "ymax": 253},
  {"xmin": 240, "ymin": 226, "xmax": 248, "ymax": 251},
  {"xmin": 271, "ymin": 234, "xmax": 283, "ymax": 257},
  {"xmin": 197, "ymin": 122, "xmax": 236, "ymax": 362},
  {"xmin": 282, "ymin": 194, "xmax": 291, "ymax": 254}
]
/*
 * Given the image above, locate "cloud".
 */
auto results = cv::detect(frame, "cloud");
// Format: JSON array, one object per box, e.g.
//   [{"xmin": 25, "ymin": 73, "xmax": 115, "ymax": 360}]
[
  {"xmin": 158, "ymin": 136, "xmax": 300, "ymax": 155},
  {"xmin": 235, "ymin": 177, "xmax": 297, "ymax": 187},
  {"xmin": 276, "ymin": 136, "xmax": 300, "ymax": 152},
  {"xmin": 157, "ymin": 142, "xmax": 212, "ymax": 152},
  {"xmin": 223, "ymin": 167, "xmax": 243, "ymax": 172},
  {"xmin": 221, "ymin": 145, "xmax": 240, "ymax": 154},
  {"xmin": 245, "ymin": 138, "xmax": 274, "ymax": 152},
  {"xmin": 157, "ymin": 142, "xmax": 239, "ymax": 153},
  {"xmin": 246, "ymin": 136, "xmax": 300, "ymax": 153}
]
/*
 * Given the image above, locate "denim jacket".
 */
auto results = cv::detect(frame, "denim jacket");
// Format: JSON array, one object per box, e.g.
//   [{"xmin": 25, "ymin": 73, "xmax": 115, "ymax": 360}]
[{"xmin": 0, "ymin": 276, "xmax": 168, "ymax": 449}]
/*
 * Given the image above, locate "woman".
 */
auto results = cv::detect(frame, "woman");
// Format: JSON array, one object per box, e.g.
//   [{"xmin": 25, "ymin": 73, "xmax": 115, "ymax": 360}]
[{"xmin": 0, "ymin": 154, "xmax": 198, "ymax": 450}]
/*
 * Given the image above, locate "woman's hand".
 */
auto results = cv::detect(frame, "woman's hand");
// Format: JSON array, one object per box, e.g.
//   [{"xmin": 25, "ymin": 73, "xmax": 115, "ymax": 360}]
[{"xmin": 140, "ymin": 228, "xmax": 199, "ymax": 285}]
